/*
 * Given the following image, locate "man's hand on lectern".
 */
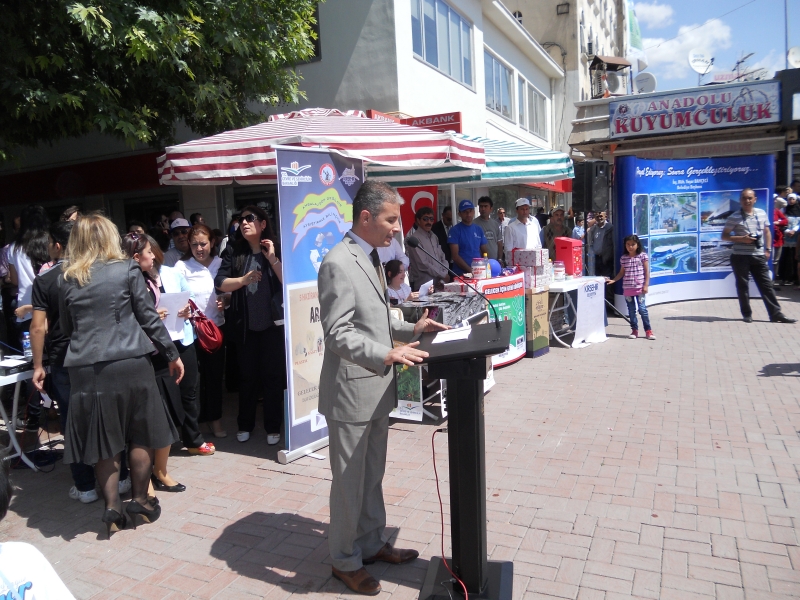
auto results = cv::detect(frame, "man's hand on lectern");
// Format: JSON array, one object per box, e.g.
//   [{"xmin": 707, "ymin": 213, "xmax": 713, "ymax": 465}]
[
  {"xmin": 413, "ymin": 309, "xmax": 450, "ymax": 336},
  {"xmin": 385, "ymin": 342, "xmax": 428, "ymax": 366}
]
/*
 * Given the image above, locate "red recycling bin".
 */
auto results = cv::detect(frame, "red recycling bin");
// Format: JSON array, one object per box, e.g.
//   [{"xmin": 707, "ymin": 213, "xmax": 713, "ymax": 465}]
[{"xmin": 555, "ymin": 237, "xmax": 583, "ymax": 276}]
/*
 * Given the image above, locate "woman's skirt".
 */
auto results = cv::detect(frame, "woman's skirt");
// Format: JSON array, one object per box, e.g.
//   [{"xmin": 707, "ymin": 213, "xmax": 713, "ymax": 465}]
[{"xmin": 64, "ymin": 355, "xmax": 179, "ymax": 465}]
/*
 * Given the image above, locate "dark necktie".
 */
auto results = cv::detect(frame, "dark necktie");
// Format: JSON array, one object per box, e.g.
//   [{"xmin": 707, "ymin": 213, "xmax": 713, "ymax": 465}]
[{"xmin": 370, "ymin": 249, "xmax": 386, "ymax": 291}]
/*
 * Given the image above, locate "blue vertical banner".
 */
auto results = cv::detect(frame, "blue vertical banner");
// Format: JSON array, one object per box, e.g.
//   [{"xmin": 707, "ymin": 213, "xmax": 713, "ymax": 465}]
[
  {"xmin": 275, "ymin": 147, "xmax": 364, "ymax": 462},
  {"xmin": 615, "ymin": 154, "xmax": 775, "ymax": 306}
]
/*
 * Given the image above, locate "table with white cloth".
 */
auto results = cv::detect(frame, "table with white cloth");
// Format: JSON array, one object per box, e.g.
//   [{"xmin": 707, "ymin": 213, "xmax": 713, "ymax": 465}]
[
  {"xmin": 0, "ymin": 369, "xmax": 39, "ymax": 470},
  {"xmin": 548, "ymin": 277, "xmax": 608, "ymax": 348}
]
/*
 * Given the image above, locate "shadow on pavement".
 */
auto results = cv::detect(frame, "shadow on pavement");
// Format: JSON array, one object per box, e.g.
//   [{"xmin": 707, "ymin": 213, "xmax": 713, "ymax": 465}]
[
  {"xmin": 758, "ymin": 363, "xmax": 800, "ymax": 377},
  {"xmin": 209, "ymin": 512, "xmax": 429, "ymax": 595},
  {"xmin": 664, "ymin": 316, "xmax": 743, "ymax": 322}
]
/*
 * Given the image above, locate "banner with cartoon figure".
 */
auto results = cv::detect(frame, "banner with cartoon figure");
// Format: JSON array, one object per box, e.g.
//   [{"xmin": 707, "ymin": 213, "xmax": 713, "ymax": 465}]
[{"xmin": 276, "ymin": 147, "xmax": 364, "ymax": 462}]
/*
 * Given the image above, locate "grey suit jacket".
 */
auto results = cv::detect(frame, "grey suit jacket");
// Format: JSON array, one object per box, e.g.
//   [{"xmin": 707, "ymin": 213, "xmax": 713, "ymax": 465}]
[
  {"xmin": 318, "ymin": 236, "xmax": 416, "ymax": 423},
  {"xmin": 59, "ymin": 260, "xmax": 179, "ymax": 367}
]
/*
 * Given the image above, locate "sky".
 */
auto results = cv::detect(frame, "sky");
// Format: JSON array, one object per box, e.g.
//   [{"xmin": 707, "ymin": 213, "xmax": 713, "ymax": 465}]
[{"xmin": 632, "ymin": 0, "xmax": 799, "ymax": 92}]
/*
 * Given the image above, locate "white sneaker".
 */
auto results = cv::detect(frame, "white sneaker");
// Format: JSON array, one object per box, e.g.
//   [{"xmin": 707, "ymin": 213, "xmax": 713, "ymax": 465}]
[
  {"xmin": 267, "ymin": 434, "xmax": 280, "ymax": 446},
  {"xmin": 236, "ymin": 431, "xmax": 250, "ymax": 442},
  {"xmin": 118, "ymin": 477, "xmax": 131, "ymax": 494},
  {"xmin": 68, "ymin": 486, "xmax": 99, "ymax": 504}
]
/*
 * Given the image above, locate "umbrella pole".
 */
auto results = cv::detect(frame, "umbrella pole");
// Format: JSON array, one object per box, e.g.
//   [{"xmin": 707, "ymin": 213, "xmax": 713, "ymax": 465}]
[{"xmin": 450, "ymin": 183, "xmax": 457, "ymax": 222}]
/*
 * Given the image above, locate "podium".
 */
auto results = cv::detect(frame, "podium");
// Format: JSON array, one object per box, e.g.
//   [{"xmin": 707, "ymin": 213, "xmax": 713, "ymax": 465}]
[{"xmin": 417, "ymin": 320, "xmax": 513, "ymax": 600}]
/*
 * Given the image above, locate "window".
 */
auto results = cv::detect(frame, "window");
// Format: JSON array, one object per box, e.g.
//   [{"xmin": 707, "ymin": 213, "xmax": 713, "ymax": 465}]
[
  {"xmin": 411, "ymin": 0, "xmax": 473, "ymax": 86},
  {"xmin": 484, "ymin": 51, "xmax": 512, "ymax": 119},
  {"xmin": 518, "ymin": 77, "xmax": 547, "ymax": 140}
]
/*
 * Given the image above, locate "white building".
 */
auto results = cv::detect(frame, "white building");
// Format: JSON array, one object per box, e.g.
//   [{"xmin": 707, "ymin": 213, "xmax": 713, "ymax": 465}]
[{"xmin": 0, "ymin": 0, "xmax": 570, "ymax": 227}]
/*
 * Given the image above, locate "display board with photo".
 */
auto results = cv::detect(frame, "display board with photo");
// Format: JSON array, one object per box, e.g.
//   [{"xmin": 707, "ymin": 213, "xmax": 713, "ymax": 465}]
[
  {"xmin": 649, "ymin": 193, "xmax": 698, "ymax": 234},
  {"xmin": 699, "ymin": 188, "xmax": 769, "ymax": 231},
  {"xmin": 699, "ymin": 231, "xmax": 733, "ymax": 272},
  {"xmin": 649, "ymin": 234, "xmax": 698, "ymax": 277}
]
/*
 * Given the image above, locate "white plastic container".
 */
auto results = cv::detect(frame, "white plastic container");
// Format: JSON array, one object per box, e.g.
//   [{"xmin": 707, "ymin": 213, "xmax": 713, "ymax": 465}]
[
  {"xmin": 471, "ymin": 257, "xmax": 488, "ymax": 280},
  {"xmin": 553, "ymin": 260, "xmax": 566, "ymax": 281}
]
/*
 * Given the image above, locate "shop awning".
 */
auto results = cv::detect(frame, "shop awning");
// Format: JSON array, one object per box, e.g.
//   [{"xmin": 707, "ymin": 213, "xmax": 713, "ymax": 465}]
[
  {"xmin": 157, "ymin": 108, "xmax": 484, "ymax": 186},
  {"xmin": 455, "ymin": 134, "xmax": 574, "ymax": 187}
]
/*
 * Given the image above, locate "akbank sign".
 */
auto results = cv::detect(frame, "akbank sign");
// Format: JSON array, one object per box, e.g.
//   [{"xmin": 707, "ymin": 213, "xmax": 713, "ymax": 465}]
[{"xmin": 609, "ymin": 81, "xmax": 780, "ymax": 139}]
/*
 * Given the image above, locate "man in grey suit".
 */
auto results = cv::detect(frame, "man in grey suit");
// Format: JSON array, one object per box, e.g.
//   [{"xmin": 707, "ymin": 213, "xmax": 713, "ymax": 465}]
[{"xmin": 318, "ymin": 180, "xmax": 446, "ymax": 595}]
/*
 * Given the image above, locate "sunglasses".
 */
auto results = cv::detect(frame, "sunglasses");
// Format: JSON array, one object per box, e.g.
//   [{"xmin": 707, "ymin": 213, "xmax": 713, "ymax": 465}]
[
  {"xmin": 171, "ymin": 228, "xmax": 190, "ymax": 236},
  {"xmin": 420, "ymin": 216, "xmax": 435, "ymax": 223},
  {"xmin": 237, "ymin": 214, "xmax": 259, "ymax": 224}
]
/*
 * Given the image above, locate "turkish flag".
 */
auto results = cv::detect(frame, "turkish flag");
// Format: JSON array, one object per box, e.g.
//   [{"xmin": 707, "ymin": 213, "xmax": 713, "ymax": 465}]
[{"xmin": 397, "ymin": 186, "xmax": 438, "ymax": 235}]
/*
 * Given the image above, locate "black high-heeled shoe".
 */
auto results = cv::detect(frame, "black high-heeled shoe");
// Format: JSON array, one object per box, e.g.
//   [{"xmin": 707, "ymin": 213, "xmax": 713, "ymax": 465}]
[
  {"xmin": 101, "ymin": 508, "xmax": 127, "ymax": 539},
  {"xmin": 125, "ymin": 500, "xmax": 161, "ymax": 530},
  {"xmin": 151, "ymin": 473, "xmax": 186, "ymax": 493}
]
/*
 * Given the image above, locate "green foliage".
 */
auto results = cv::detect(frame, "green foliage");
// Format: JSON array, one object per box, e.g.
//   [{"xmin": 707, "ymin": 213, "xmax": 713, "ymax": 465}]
[
  {"xmin": 532, "ymin": 317, "xmax": 541, "ymax": 336},
  {"xmin": 395, "ymin": 364, "xmax": 421, "ymax": 402},
  {"xmin": 0, "ymin": 0, "xmax": 319, "ymax": 162}
]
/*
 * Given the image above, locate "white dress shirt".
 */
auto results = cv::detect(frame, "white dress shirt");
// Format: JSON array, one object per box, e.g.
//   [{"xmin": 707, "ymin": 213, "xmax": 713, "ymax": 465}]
[{"xmin": 504, "ymin": 217, "xmax": 542, "ymax": 262}]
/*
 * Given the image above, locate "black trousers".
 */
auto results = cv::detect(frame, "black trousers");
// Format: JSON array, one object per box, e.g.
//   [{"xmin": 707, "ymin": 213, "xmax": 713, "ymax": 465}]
[
  {"xmin": 730, "ymin": 254, "xmax": 783, "ymax": 320},
  {"xmin": 197, "ymin": 344, "xmax": 225, "ymax": 423},
  {"xmin": 177, "ymin": 342, "xmax": 203, "ymax": 448},
  {"xmin": 235, "ymin": 326, "xmax": 287, "ymax": 434},
  {"xmin": 595, "ymin": 254, "xmax": 615, "ymax": 307}
]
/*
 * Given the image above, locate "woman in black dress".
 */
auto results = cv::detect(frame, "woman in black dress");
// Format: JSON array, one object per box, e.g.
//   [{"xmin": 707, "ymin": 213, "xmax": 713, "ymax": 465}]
[{"xmin": 60, "ymin": 214, "xmax": 184, "ymax": 537}]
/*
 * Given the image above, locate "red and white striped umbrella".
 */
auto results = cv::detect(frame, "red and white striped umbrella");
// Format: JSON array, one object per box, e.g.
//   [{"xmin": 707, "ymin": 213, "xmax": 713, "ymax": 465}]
[{"xmin": 157, "ymin": 108, "xmax": 484, "ymax": 186}]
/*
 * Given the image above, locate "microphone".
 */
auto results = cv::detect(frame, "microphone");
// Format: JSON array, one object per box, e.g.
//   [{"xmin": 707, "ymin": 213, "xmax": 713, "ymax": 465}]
[{"xmin": 406, "ymin": 235, "xmax": 501, "ymax": 330}]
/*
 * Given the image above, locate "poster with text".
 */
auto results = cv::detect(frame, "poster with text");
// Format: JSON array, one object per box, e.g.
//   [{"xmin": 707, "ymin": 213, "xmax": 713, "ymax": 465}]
[
  {"xmin": 477, "ymin": 273, "xmax": 526, "ymax": 367},
  {"xmin": 616, "ymin": 154, "xmax": 775, "ymax": 306},
  {"xmin": 277, "ymin": 147, "xmax": 363, "ymax": 458}
]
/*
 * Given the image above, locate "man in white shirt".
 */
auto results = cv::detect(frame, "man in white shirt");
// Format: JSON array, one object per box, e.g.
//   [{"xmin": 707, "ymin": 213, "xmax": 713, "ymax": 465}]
[
  {"xmin": 163, "ymin": 218, "xmax": 192, "ymax": 267},
  {"xmin": 504, "ymin": 198, "xmax": 542, "ymax": 263},
  {"xmin": 377, "ymin": 236, "xmax": 409, "ymax": 268}
]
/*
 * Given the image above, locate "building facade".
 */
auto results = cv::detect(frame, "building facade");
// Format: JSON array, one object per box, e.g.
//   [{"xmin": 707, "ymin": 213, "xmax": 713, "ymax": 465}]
[{"xmin": 0, "ymin": 0, "xmax": 570, "ymax": 232}]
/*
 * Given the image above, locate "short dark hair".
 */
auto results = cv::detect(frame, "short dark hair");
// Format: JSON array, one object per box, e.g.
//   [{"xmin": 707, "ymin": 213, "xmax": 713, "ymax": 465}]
[
  {"xmin": 189, "ymin": 212, "xmax": 203, "ymax": 225},
  {"xmin": 792, "ymin": 180, "xmax": 800, "ymax": 187},
  {"xmin": 59, "ymin": 205, "xmax": 81, "ymax": 222},
  {"xmin": 478, "ymin": 196, "xmax": 493, "ymax": 207},
  {"xmin": 385, "ymin": 259, "xmax": 404, "ymax": 281},
  {"xmin": 147, "ymin": 227, "xmax": 171, "ymax": 252},
  {"xmin": 415, "ymin": 206, "xmax": 434, "ymax": 221},
  {"xmin": 352, "ymin": 180, "xmax": 402, "ymax": 219},
  {"xmin": 442, "ymin": 205, "xmax": 452, "ymax": 215},
  {"xmin": 49, "ymin": 220, "xmax": 73, "ymax": 249},
  {"xmin": 127, "ymin": 220, "xmax": 146, "ymax": 232},
  {"xmin": 776, "ymin": 185, "xmax": 791, "ymax": 194}
]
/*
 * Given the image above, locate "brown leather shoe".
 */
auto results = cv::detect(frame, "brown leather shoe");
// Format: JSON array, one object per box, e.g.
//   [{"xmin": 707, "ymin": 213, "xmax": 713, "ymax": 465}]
[
  {"xmin": 331, "ymin": 567, "xmax": 381, "ymax": 595},
  {"xmin": 362, "ymin": 542, "xmax": 419, "ymax": 565}
]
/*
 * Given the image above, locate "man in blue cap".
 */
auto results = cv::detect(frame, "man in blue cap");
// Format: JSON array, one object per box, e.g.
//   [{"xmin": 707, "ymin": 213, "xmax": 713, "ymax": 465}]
[{"xmin": 448, "ymin": 200, "xmax": 488, "ymax": 276}]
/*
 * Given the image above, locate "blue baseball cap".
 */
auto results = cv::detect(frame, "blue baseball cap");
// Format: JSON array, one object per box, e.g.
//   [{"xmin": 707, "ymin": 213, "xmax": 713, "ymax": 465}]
[{"xmin": 458, "ymin": 200, "xmax": 475, "ymax": 212}]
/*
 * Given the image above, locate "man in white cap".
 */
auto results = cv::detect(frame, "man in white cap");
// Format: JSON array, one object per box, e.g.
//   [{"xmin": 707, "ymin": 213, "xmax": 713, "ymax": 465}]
[
  {"xmin": 163, "ymin": 218, "xmax": 192, "ymax": 267},
  {"xmin": 503, "ymin": 198, "xmax": 542, "ymax": 263}
]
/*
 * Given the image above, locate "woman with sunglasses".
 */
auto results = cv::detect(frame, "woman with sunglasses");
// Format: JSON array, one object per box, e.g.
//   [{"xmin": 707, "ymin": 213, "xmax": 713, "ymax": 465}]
[{"xmin": 215, "ymin": 206, "xmax": 286, "ymax": 445}]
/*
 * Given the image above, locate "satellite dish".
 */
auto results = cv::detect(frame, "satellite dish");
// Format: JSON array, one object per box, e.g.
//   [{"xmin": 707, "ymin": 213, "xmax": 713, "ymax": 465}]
[
  {"xmin": 688, "ymin": 49, "xmax": 713, "ymax": 74},
  {"xmin": 633, "ymin": 72, "xmax": 657, "ymax": 94},
  {"xmin": 606, "ymin": 71, "xmax": 623, "ymax": 94},
  {"xmin": 789, "ymin": 46, "xmax": 800, "ymax": 69}
]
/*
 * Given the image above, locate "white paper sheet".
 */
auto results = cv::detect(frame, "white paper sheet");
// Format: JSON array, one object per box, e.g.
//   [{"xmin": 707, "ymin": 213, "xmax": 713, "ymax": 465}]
[
  {"xmin": 158, "ymin": 292, "xmax": 192, "ymax": 341},
  {"xmin": 418, "ymin": 279, "xmax": 434, "ymax": 298},
  {"xmin": 432, "ymin": 326, "xmax": 471, "ymax": 344}
]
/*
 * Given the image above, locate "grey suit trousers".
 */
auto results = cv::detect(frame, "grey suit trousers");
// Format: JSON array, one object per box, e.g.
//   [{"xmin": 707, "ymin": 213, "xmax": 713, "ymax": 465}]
[{"xmin": 327, "ymin": 416, "xmax": 389, "ymax": 571}]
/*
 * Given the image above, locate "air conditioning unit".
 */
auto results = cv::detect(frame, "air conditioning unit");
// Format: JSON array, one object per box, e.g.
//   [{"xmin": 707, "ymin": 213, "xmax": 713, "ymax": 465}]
[{"xmin": 606, "ymin": 72, "xmax": 623, "ymax": 94}]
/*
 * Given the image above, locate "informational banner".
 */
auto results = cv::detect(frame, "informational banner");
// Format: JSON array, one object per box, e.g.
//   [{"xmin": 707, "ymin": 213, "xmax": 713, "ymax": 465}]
[
  {"xmin": 615, "ymin": 154, "xmax": 775, "ymax": 306},
  {"xmin": 276, "ymin": 147, "xmax": 364, "ymax": 463},
  {"xmin": 609, "ymin": 81, "xmax": 780, "ymax": 139},
  {"xmin": 573, "ymin": 278, "xmax": 608, "ymax": 347},
  {"xmin": 397, "ymin": 186, "xmax": 437, "ymax": 235},
  {"xmin": 477, "ymin": 273, "xmax": 526, "ymax": 367}
]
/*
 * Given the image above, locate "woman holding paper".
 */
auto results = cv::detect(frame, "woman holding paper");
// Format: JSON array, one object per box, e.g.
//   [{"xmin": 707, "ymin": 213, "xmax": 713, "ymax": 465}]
[
  {"xmin": 174, "ymin": 225, "xmax": 228, "ymax": 438},
  {"xmin": 123, "ymin": 234, "xmax": 214, "ymax": 494}
]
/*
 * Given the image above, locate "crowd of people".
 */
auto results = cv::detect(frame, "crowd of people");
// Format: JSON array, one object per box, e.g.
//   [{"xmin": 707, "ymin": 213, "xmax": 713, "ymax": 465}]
[{"xmin": 1, "ymin": 204, "xmax": 285, "ymax": 537}]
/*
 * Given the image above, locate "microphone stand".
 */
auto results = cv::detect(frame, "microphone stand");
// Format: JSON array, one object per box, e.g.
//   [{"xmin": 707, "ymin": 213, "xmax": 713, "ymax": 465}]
[{"xmin": 406, "ymin": 236, "xmax": 502, "ymax": 335}]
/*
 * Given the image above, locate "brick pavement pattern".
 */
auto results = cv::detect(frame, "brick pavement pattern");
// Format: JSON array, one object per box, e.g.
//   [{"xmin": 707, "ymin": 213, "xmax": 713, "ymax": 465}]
[{"xmin": 2, "ymin": 294, "xmax": 800, "ymax": 599}]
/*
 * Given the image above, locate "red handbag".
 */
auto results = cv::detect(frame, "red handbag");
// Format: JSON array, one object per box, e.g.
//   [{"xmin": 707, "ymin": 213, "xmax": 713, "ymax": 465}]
[{"xmin": 188, "ymin": 299, "xmax": 223, "ymax": 353}]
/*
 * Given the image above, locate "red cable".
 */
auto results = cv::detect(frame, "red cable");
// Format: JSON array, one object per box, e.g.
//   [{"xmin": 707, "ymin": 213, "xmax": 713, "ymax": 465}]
[{"xmin": 431, "ymin": 428, "xmax": 469, "ymax": 599}]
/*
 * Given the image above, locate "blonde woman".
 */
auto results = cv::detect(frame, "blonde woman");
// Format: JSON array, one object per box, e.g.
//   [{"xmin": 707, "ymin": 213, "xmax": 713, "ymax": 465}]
[{"xmin": 59, "ymin": 214, "xmax": 184, "ymax": 537}]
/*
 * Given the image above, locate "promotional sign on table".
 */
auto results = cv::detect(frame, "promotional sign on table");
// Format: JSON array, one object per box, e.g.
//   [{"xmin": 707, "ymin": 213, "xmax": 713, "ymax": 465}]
[
  {"xmin": 573, "ymin": 277, "xmax": 608, "ymax": 347},
  {"xmin": 615, "ymin": 154, "xmax": 774, "ymax": 306},
  {"xmin": 397, "ymin": 186, "xmax": 437, "ymax": 235},
  {"xmin": 476, "ymin": 273, "xmax": 526, "ymax": 367},
  {"xmin": 275, "ymin": 147, "xmax": 364, "ymax": 463}
]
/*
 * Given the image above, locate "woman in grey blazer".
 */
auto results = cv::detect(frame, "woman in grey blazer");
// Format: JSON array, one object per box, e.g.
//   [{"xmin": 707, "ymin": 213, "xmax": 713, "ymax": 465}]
[{"xmin": 59, "ymin": 214, "xmax": 185, "ymax": 538}]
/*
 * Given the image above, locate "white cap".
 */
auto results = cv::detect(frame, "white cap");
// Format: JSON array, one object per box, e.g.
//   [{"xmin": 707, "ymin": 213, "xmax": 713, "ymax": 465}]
[{"xmin": 515, "ymin": 198, "xmax": 531, "ymax": 208}]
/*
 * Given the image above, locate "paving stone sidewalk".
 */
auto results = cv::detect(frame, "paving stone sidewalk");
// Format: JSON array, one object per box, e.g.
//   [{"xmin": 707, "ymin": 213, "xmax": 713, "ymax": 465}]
[{"xmin": 2, "ymin": 292, "xmax": 800, "ymax": 599}]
